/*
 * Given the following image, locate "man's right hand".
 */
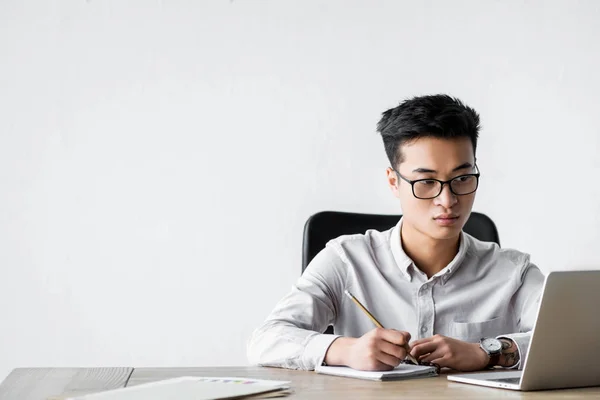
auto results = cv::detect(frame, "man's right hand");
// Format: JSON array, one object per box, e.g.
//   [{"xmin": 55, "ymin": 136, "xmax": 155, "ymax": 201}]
[{"xmin": 323, "ymin": 328, "xmax": 411, "ymax": 371}]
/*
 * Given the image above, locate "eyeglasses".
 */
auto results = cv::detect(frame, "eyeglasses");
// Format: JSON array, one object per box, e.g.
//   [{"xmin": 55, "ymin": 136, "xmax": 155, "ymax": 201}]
[{"xmin": 393, "ymin": 165, "xmax": 480, "ymax": 200}]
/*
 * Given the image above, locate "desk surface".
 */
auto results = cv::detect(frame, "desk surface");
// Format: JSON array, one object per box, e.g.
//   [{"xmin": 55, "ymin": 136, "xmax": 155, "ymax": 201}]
[{"xmin": 1, "ymin": 366, "xmax": 600, "ymax": 400}]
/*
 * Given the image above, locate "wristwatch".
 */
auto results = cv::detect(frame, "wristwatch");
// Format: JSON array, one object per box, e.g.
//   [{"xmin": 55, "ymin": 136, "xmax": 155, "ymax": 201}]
[{"xmin": 479, "ymin": 337, "xmax": 502, "ymax": 369}]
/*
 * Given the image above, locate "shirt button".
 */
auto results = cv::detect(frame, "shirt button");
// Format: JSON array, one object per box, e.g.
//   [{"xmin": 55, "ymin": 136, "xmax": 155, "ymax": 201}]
[{"xmin": 421, "ymin": 326, "xmax": 427, "ymax": 334}]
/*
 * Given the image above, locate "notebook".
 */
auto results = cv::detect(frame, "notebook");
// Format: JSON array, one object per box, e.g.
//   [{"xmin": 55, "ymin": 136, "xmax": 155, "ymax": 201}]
[
  {"xmin": 54, "ymin": 376, "xmax": 292, "ymax": 400},
  {"xmin": 315, "ymin": 363, "xmax": 438, "ymax": 381}
]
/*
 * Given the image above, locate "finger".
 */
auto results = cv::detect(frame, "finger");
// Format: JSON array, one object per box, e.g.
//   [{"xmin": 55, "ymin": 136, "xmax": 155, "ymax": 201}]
[
  {"xmin": 420, "ymin": 349, "xmax": 446, "ymax": 364},
  {"xmin": 428, "ymin": 356, "xmax": 449, "ymax": 369},
  {"xmin": 410, "ymin": 337, "xmax": 434, "ymax": 348},
  {"xmin": 410, "ymin": 341, "xmax": 438, "ymax": 358},
  {"xmin": 393, "ymin": 329, "xmax": 411, "ymax": 343},
  {"xmin": 376, "ymin": 350, "xmax": 402, "ymax": 368},
  {"xmin": 377, "ymin": 329, "xmax": 411, "ymax": 347},
  {"xmin": 378, "ymin": 340, "xmax": 407, "ymax": 361},
  {"xmin": 369, "ymin": 360, "xmax": 395, "ymax": 371}
]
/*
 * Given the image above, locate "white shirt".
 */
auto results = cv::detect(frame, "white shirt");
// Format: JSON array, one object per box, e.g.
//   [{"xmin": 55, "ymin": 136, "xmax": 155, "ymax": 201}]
[{"xmin": 247, "ymin": 218, "xmax": 544, "ymax": 371}]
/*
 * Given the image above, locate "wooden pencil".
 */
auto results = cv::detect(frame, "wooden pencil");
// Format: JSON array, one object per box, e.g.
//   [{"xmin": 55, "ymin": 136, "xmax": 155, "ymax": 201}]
[{"xmin": 344, "ymin": 289, "xmax": 419, "ymax": 365}]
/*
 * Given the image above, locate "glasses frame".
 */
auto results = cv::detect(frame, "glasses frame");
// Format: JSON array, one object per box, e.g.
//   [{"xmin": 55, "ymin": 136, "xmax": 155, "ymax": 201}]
[{"xmin": 393, "ymin": 165, "xmax": 481, "ymax": 200}]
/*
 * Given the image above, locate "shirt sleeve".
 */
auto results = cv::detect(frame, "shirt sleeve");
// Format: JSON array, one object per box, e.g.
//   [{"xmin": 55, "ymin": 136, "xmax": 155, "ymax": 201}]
[
  {"xmin": 246, "ymin": 243, "xmax": 346, "ymax": 370},
  {"xmin": 497, "ymin": 261, "xmax": 545, "ymax": 370}
]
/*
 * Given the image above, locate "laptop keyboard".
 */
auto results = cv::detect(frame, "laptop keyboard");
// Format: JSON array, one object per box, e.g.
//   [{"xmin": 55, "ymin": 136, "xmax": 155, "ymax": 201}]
[{"xmin": 488, "ymin": 377, "xmax": 521, "ymax": 384}]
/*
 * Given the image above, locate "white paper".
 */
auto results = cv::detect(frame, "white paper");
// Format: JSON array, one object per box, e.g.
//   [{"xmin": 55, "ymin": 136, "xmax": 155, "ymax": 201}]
[
  {"xmin": 315, "ymin": 364, "xmax": 437, "ymax": 381},
  {"xmin": 62, "ymin": 376, "xmax": 291, "ymax": 400}
]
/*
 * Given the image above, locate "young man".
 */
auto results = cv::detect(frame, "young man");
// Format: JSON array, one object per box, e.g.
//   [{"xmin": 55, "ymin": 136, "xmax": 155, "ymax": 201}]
[{"xmin": 247, "ymin": 94, "xmax": 544, "ymax": 372}]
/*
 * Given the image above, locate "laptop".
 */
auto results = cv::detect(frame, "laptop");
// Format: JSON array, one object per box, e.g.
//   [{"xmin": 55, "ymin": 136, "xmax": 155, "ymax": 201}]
[{"xmin": 447, "ymin": 270, "xmax": 600, "ymax": 391}]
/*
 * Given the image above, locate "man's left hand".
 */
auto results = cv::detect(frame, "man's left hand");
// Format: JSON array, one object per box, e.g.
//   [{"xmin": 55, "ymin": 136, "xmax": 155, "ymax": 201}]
[{"xmin": 410, "ymin": 334, "xmax": 488, "ymax": 371}]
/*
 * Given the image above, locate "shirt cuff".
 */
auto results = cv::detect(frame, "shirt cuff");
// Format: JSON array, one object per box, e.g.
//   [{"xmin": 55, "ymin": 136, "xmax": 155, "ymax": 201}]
[
  {"xmin": 497, "ymin": 333, "xmax": 531, "ymax": 370},
  {"xmin": 302, "ymin": 333, "xmax": 342, "ymax": 370}
]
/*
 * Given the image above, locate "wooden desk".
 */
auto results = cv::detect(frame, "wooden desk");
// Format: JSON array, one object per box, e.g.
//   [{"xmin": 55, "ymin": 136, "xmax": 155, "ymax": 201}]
[{"xmin": 1, "ymin": 366, "xmax": 600, "ymax": 400}]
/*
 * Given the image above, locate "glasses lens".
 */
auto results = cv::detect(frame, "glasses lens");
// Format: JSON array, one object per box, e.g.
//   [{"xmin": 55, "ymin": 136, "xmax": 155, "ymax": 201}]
[
  {"xmin": 450, "ymin": 175, "xmax": 478, "ymax": 195},
  {"xmin": 413, "ymin": 180, "xmax": 442, "ymax": 199}
]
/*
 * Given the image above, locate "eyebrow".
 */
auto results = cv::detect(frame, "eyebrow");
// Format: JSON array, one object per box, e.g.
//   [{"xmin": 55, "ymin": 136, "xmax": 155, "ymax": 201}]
[{"xmin": 412, "ymin": 162, "xmax": 473, "ymax": 174}]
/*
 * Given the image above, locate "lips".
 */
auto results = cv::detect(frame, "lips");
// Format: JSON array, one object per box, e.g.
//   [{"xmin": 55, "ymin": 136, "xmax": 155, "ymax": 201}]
[
  {"xmin": 433, "ymin": 214, "xmax": 460, "ymax": 227},
  {"xmin": 434, "ymin": 214, "xmax": 459, "ymax": 220}
]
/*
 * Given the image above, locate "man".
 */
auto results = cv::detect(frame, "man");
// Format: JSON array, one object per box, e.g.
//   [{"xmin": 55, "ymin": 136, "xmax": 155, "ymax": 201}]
[{"xmin": 247, "ymin": 94, "xmax": 544, "ymax": 372}]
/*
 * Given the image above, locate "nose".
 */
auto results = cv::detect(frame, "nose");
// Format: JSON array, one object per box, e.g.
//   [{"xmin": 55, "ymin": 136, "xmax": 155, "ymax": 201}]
[{"xmin": 435, "ymin": 182, "xmax": 458, "ymax": 208}]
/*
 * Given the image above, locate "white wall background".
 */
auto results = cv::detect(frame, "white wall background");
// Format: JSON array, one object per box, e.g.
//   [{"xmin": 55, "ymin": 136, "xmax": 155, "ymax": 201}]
[{"xmin": 1, "ymin": 0, "xmax": 600, "ymax": 383}]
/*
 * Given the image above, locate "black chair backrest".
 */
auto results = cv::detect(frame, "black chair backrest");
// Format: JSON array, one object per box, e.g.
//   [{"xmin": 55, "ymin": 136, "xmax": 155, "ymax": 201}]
[{"xmin": 302, "ymin": 211, "xmax": 500, "ymax": 272}]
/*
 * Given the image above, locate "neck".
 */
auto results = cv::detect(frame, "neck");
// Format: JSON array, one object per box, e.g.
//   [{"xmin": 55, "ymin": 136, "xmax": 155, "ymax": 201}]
[{"xmin": 400, "ymin": 222, "xmax": 461, "ymax": 279}]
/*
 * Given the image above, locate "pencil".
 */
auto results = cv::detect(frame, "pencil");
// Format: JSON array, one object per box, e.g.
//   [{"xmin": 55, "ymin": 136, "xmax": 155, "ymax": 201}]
[{"xmin": 344, "ymin": 289, "xmax": 419, "ymax": 365}]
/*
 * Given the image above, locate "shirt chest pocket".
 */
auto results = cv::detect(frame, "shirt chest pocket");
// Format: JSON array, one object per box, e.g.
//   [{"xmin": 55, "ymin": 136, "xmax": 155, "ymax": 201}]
[{"xmin": 449, "ymin": 316, "xmax": 511, "ymax": 343}]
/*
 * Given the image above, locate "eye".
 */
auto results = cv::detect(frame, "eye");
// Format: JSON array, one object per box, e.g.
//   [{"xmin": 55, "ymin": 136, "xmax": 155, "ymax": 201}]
[
  {"xmin": 417, "ymin": 180, "xmax": 438, "ymax": 186},
  {"xmin": 455, "ymin": 175, "xmax": 471, "ymax": 183}
]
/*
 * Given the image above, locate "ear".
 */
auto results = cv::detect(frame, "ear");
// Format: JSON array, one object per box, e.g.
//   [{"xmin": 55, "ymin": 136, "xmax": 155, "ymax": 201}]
[{"xmin": 386, "ymin": 167, "xmax": 401, "ymax": 199}]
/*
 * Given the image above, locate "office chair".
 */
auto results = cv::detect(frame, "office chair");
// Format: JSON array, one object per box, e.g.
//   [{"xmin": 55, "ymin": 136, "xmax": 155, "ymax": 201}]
[
  {"xmin": 301, "ymin": 211, "xmax": 500, "ymax": 334},
  {"xmin": 302, "ymin": 211, "xmax": 499, "ymax": 273}
]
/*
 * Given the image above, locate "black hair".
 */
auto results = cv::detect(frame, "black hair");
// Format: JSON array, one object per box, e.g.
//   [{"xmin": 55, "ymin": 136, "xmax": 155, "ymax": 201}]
[{"xmin": 376, "ymin": 94, "xmax": 480, "ymax": 168}]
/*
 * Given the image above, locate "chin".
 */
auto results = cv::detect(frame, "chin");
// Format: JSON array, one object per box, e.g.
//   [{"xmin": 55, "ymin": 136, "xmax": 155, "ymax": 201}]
[{"xmin": 428, "ymin": 224, "xmax": 463, "ymax": 240}]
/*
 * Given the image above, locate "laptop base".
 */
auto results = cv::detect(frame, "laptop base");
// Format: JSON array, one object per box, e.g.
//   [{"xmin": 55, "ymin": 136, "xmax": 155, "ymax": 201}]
[{"xmin": 448, "ymin": 371, "xmax": 522, "ymax": 390}]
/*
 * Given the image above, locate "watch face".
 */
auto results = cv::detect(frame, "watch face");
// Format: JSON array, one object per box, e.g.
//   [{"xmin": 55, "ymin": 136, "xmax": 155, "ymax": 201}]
[{"xmin": 481, "ymin": 338, "xmax": 502, "ymax": 353}]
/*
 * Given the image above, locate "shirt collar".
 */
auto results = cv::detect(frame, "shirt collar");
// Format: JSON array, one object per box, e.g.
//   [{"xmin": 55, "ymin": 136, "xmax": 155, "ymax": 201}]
[
  {"xmin": 389, "ymin": 217, "xmax": 470, "ymax": 283},
  {"xmin": 390, "ymin": 218, "xmax": 413, "ymax": 280}
]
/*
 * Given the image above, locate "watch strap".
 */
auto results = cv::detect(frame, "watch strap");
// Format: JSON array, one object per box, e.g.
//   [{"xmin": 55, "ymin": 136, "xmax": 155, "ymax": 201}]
[{"xmin": 486, "ymin": 352, "xmax": 501, "ymax": 369}]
